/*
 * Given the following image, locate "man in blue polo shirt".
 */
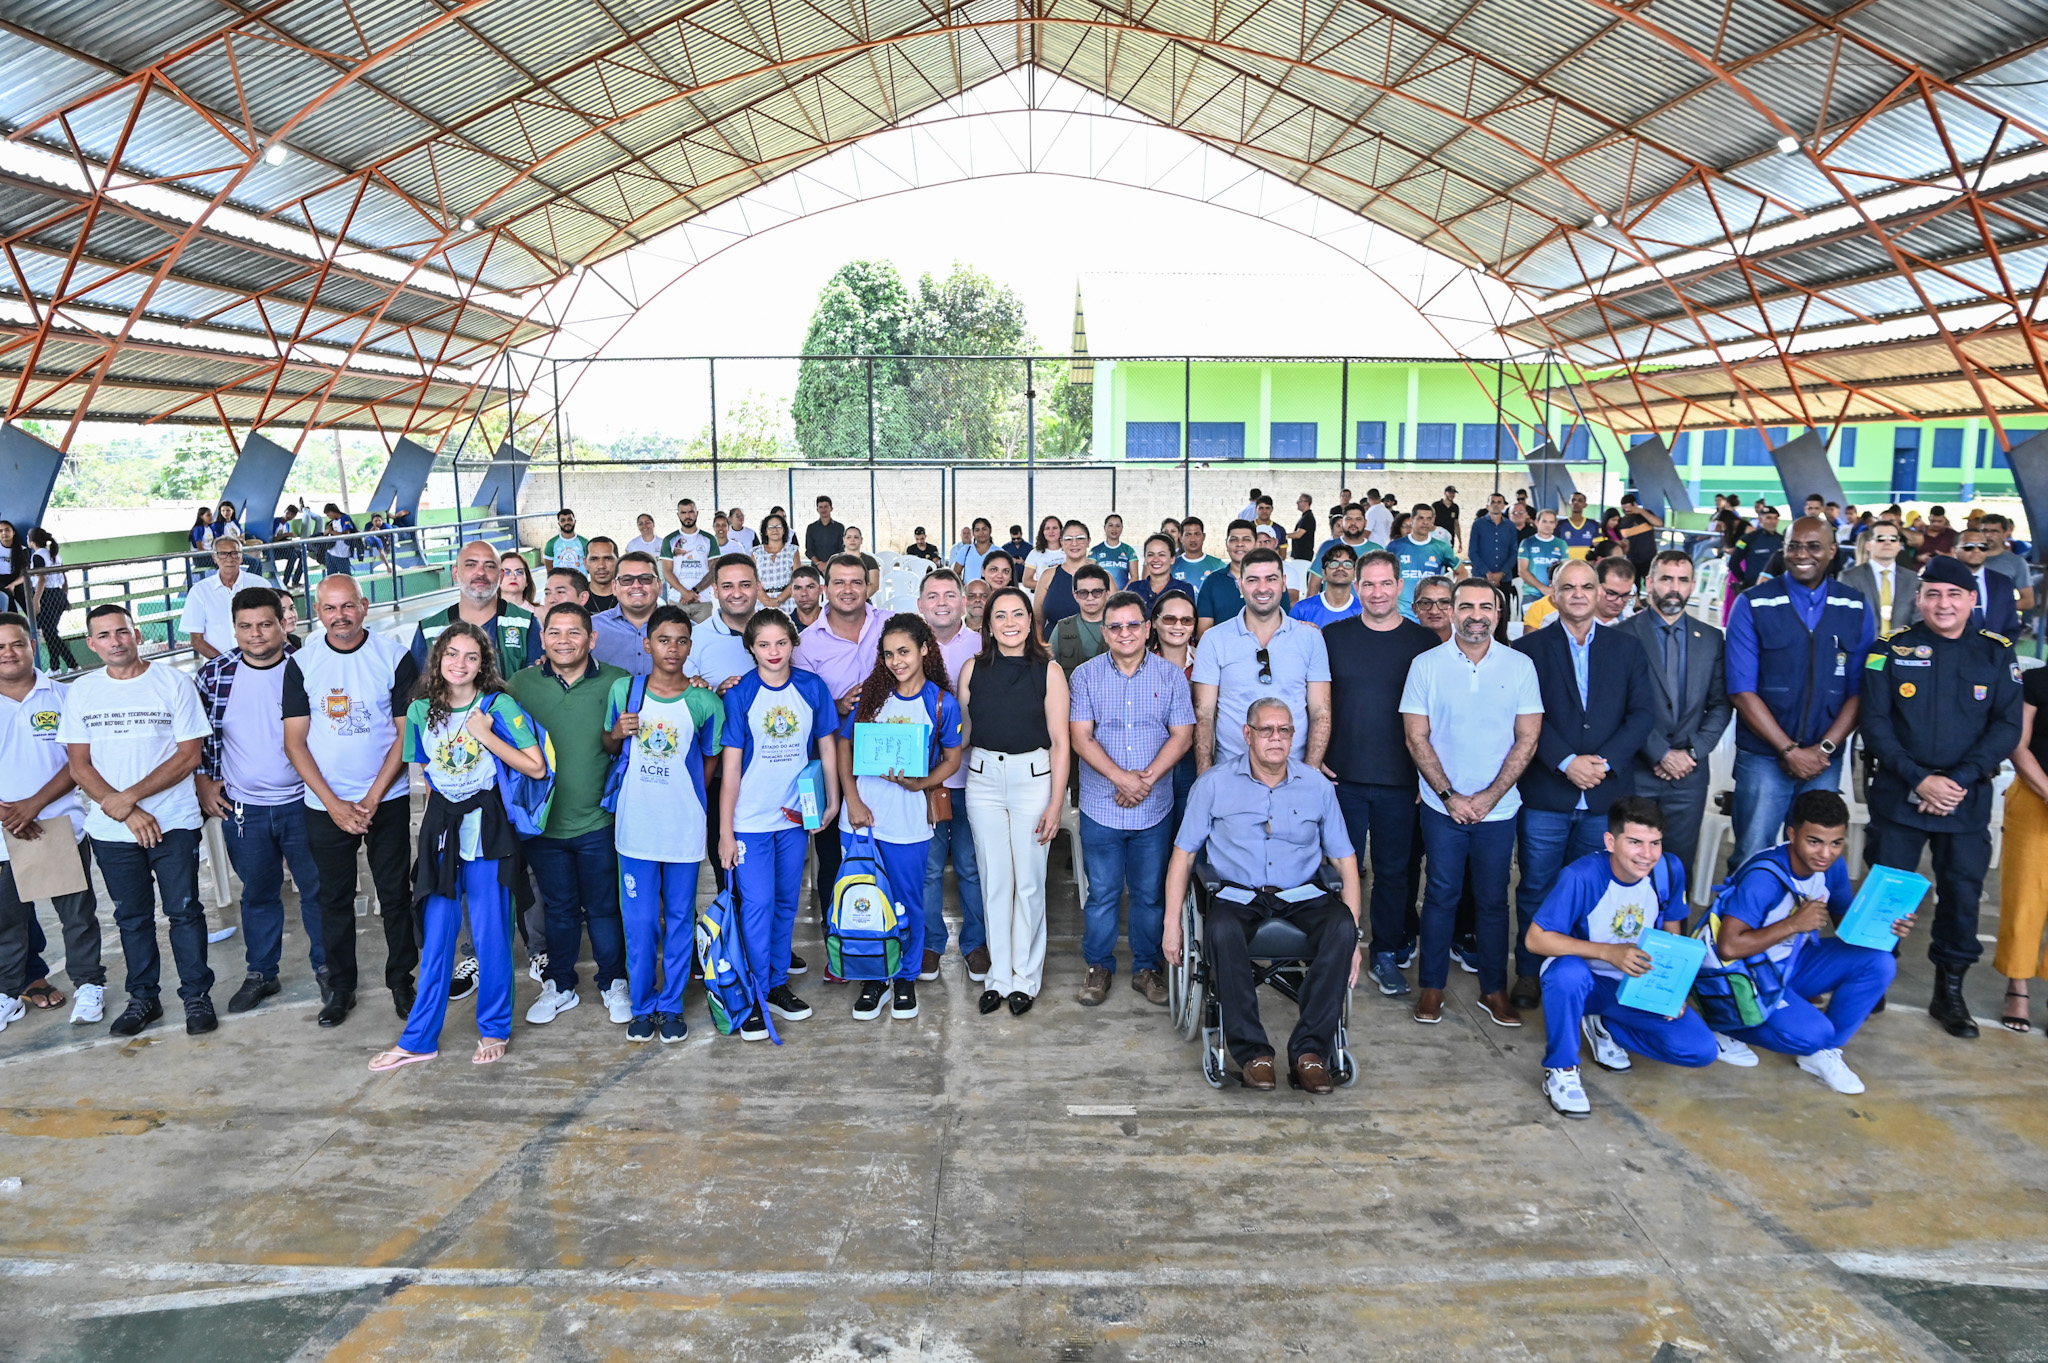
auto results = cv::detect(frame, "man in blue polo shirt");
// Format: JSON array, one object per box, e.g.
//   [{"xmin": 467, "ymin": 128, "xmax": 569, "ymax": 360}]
[
  {"xmin": 1192, "ymin": 550, "xmax": 1331, "ymax": 772},
  {"xmin": 1194, "ymin": 521, "xmax": 1258, "ymax": 632},
  {"xmin": 1393, "ymin": 504, "xmax": 1460, "ymax": 619},
  {"xmin": 1525, "ymin": 796, "xmax": 1712, "ymax": 1117}
]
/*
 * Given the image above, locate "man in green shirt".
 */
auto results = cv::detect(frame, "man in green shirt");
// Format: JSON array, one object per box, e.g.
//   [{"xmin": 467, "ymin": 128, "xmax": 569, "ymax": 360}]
[{"xmin": 508, "ymin": 602, "xmax": 631, "ymax": 1028}]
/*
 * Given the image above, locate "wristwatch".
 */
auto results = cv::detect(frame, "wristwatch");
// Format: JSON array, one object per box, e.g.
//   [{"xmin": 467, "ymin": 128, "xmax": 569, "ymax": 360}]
[
  {"xmin": 1818, "ymin": 739, "xmax": 1839, "ymax": 757},
  {"xmin": 1436, "ymin": 786, "xmax": 1455, "ymax": 801},
  {"xmin": 1354, "ymin": 924, "xmax": 1367, "ymax": 945}
]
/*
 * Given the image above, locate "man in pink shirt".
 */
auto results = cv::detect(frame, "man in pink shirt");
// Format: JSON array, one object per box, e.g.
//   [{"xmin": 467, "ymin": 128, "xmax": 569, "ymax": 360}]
[
  {"xmin": 793, "ymin": 553, "xmax": 887, "ymax": 971},
  {"xmin": 916, "ymin": 569, "xmax": 986, "ymax": 980}
]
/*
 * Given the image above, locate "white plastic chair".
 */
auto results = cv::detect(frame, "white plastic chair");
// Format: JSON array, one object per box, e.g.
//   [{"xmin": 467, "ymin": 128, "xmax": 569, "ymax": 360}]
[
  {"xmin": 201, "ymin": 817, "xmax": 235, "ymax": 910},
  {"xmin": 872, "ymin": 551, "xmax": 899, "ymax": 574},
  {"xmin": 1058, "ymin": 793, "xmax": 1089, "ymax": 908},
  {"xmin": 1990, "ymin": 763, "xmax": 2017, "ymax": 869},
  {"xmin": 1691, "ymin": 730, "xmax": 1739, "ymax": 905}
]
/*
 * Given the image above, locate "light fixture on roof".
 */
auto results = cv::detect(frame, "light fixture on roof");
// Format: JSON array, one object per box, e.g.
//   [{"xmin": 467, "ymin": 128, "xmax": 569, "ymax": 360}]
[
  {"xmin": 263, "ymin": 142, "xmax": 288, "ymax": 166},
  {"xmin": 1777, "ymin": 135, "xmax": 1801, "ymax": 156},
  {"xmin": 460, "ymin": 217, "xmax": 478, "ymax": 232},
  {"xmin": 1590, "ymin": 212, "xmax": 1610, "ymax": 229}
]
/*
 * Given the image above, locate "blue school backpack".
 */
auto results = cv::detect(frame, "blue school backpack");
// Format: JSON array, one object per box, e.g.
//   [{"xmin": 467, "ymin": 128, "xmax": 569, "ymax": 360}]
[
  {"xmin": 485, "ymin": 694, "xmax": 557, "ymax": 839},
  {"xmin": 1688, "ymin": 852, "xmax": 1800, "ymax": 1030},
  {"xmin": 826, "ymin": 828, "xmax": 912, "ymax": 981},
  {"xmin": 598, "ymin": 674, "xmax": 650, "ymax": 814},
  {"xmin": 696, "ymin": 881, "xmax": 777, "ymax": 1042}
]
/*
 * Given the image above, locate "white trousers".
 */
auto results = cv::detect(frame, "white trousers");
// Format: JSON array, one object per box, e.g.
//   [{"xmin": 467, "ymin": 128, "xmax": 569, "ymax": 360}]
[{"xmin": 966, "ymin": 748, "xmax": 1052, "ymax": 997}]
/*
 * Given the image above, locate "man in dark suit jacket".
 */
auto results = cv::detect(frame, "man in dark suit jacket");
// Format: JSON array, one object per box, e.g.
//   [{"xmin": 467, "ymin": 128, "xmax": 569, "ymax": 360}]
[
  {"xmin": 1955, "ymin": 535, "xmax": 2021, "ymax": 637},
  {"xmin": 1619, "ymin": 550, "xmax": 1732, "ymax": 892},
  {"xmin": 1509, "ymin": 559, "xmax": 1655, "ymax": 1010}
]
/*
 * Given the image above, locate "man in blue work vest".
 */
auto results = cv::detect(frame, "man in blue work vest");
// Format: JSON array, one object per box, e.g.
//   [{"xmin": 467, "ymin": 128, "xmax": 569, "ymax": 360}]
[{"xmin": 1724, "ymin": 515, "xmax": 1876, "ymax": 873}]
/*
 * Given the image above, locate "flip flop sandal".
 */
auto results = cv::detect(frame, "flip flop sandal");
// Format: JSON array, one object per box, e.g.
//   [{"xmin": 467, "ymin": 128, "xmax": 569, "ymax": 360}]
[
  {"xmin": 369, "ymin": 1048, "xmax": 436, "ymax": 1072},
  {"xmin": 472, "ymin": 1037, "xmax": 508, "ymax": 1065},
  {"xmin": 23, "ymin": 981, "xmax": 64, "ymax": 1009},
  {"xmin": 2001, "ymin": 987, "xmax": 2033, "ymax": 1035}
]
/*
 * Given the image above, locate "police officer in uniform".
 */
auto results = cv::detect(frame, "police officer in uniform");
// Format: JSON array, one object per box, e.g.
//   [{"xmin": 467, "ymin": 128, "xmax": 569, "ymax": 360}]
[{"xmin": 1859, "ymin": 555, "xmax": 2024, "ymax": 1039}]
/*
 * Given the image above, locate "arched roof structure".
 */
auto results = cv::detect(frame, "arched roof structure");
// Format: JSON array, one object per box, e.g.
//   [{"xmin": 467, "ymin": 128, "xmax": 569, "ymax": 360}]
[{"xmin": 0, "ymin": 0, "xmax": 2042, "ymax": 452}]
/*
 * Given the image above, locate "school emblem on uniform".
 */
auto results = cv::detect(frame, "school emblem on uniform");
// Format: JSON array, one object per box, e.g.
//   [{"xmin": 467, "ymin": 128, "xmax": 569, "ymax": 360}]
[
  {"xmin": 434, "ymin": 730, "xmax": 484, "ymax": 775},
  {"xmin": 325, "ymin": 688, "xmax": 370, "ymax": 735},
  {"xmin": 1608, "ymin": 901, "xmax": 1644, "ymax": 942},
  {"xmin": 640, "ymin": 719, "xmax": 680, "ymax": 758},
  {"xmin": 1900, "ymin": 683, "xmax": 1917, "ymax": 698},
  {"xmin": 1975, "ymin": 685, "xmax": 1988, "ymax": 700},
  {"xmin": 29, "ymin": 709, "xmax": 58, "ymax": 734},
  {"xmin": 762, "ymin": 704, "xmax": 799, "ymax": 739}
]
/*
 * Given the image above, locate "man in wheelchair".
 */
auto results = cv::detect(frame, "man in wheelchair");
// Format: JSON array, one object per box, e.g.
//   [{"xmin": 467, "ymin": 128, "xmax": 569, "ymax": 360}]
[{"xmin": 1164, "ymin": 697, "xmax": 1362, "ymax": 1093}]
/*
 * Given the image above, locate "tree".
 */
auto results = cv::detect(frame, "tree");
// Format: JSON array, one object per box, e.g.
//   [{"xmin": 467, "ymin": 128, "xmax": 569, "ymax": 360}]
[
  {"xmin": 151, "ymin": 426, "xmax": 238, "ymax": 502},
  {"xmin": 1040, "ymin": 366, "xmax": 1094, "ymax": 458},
  {"xmin": 904, "ymin": 263, "xmax": 1030, "ymax": 460},
  {"xmin": 793, "ymin": 261, "xmax": 912, "ymax": 461}
]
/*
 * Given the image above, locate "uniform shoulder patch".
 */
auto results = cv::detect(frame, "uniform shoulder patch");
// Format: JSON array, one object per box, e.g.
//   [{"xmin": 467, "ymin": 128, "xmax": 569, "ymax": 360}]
[
  {"xmin": 1877, "ymin": 627, "xmax": 1906, "ymax": 642},
  {"xmin": 1980, "ymin": 629, "xmax": 2012, "ymax": 647}
]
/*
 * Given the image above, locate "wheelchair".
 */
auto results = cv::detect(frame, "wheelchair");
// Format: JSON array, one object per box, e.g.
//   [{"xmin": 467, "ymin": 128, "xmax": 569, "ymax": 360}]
[{"xmin": 1166, "ymin": 860, "xmax": 1356, "ymax": 1089}]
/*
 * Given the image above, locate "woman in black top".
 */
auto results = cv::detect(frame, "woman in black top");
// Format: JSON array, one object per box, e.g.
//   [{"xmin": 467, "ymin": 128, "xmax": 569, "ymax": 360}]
[{"xmin": 957, "ymin": 586, "xmax": 1070, "ymax": 1016}]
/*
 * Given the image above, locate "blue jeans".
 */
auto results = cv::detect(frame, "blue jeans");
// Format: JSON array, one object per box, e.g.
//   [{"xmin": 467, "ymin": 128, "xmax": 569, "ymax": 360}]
[
  {"xmin": 1729, "ymin": 747, "xmax": 1843, "ymax": 876},
  {"xmin": 94, "ymin": 828, "xmax": 212, "ymax": 1006},
  {"xmin": 526, "ymin": 827, "xmax": 624, "ymax": 991},
  {"xmin": 1727, "ymin": 937, "xmax": 1896, "ymax": 1056},
  {"xmin": 1515, "ymin": 807, "xmax": 1608, "ymax": 978},
  {"xmin": 1078, "ymin": 813, "xmax": 1171, "ymax": 975},
  {"xmin": 1333, "ymin": 782, "xmax": 1418, "ymax": 959},
  {"xmin": 221, "ymin": 798, "xmax": 324, "ymax": 979},
  {"xmin": 922, "ymin": 812, "xmax": 985, "ymax": 957},
  {"xmin": 400, "ymin": 857, "xmax": 514, "ymax": 1051},
  {"xmin": 1540, "ymin": 956, "xmax": 1717, "ymax": 1070},
  {"xmin": 1417, "ymin": 808, "xmax": 1514, "ymax": 992}
]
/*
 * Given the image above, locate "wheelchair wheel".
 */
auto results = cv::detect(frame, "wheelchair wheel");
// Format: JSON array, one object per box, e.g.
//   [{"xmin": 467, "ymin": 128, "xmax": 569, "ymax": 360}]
[
  {"xmin": 1175, "ymin": 890, "xmax": 1206, "ymax": 1043},
  {"xmin": 1335, "ymin": 1050, "xmax": 1358, "ymax": 1087},
  {"xmin": 1201, "ymin": 1040, "xmax": 1227, "ymax": 1089}
]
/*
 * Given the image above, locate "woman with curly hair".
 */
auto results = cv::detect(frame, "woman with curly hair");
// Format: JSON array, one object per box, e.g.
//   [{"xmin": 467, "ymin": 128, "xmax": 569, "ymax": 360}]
[
  {"xmin": 372, "ymin": 621, "xmax": 548, "ymax": 1072},
  {"xmin": 834, "ymin": 612, "xmax": 964, "ymax": 1023}
]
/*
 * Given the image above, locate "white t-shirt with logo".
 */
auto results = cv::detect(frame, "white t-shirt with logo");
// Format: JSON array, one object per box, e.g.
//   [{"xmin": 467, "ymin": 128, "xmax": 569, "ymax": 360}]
[
  {"xmin": 282, "ymin": 630, "xmax": 419, "ymax": 810},
  {"xmin": 0, "ymin": 673, "xmax": 86, "ymax": 855},
  {"xmin": 607, "ymin": 680, "xmax": 724, "ymax": 864},
  {"xmin": 722, "ymin": 669, "xmax": 837, "ymax": 835},
  {"xmin": 664, "ymin": 529, "xmax": 715, "ymax": 598},
  {"xmin": 544, "ymin": 534, "xmax": 589, "ymax": 571},
  {"xmin": 222, "ymin": 656, "xmax": 304, "ymax": 806},
  {"xmin": 57, "ymin": 662, "xmax": 210, "ymax": 841}
]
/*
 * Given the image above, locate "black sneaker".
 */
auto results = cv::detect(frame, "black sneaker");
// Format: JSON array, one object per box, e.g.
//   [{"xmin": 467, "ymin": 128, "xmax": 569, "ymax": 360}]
[
  {"xmin": 766, "ymin": 984, "xmax": 812, "ymax": 1020},
  {"xmin": 891, "ymin": 980, "xmax": 918, "ymax": 1020},
  {"xmin": 449, "ymin": 957, "xmax": 479, "ymax": 1002},
  {"xmin": 626, "ymin": 1014, "xmax": 655, "ymax": 1042},
  {"xmin": 787, "ymin": 952, "xmax": 808, "ymax": 976},
  {"xmin": 852, "ymin": 982, "xmax": 886, "ymax": 1020},
  {"xmin": 659, "ymin": 1013, "xmax": 688, "ymax": 1044},
  {"xmin": 109, "ymin": 997, "xmax": 162, "ymax": 1037},
  {"xmin": 228, "ymin": 973, "xmax": 278, "ymax": 1013},
  {"xmin": 739, "ymin": 1008, "xmax": 769, "ymax": 1041},
  {"xmin": 185, "ymin": 998, "xmax": 218, "ymax": 1035}
]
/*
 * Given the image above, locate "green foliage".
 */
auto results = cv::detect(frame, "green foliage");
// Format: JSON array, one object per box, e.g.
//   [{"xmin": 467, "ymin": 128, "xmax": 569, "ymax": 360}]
[
  {"xmin": 793, "ymin": 261, "xmax": 912, "ymax": 461},
  {"xmin": 1041, "ymin": 367, "xmax": 1094, "ymax": 458},
  {"xmin": 150, "ymin": 427, "xmax": 239, "ymax": 502}
]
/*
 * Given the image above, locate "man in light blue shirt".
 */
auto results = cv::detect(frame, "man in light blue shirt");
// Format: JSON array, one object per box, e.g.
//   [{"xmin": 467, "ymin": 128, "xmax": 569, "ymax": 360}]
[
  {"xmin": 1393, "ymin": 505, "xmax": 1461, "ymax": 619},
  {"xmin": 590, "ymin": 551, "xmax": 663, "ymax": 677},
  {"xmin": 1192, "ymin": 551, "xmax": 1331, "ymax": 769}
]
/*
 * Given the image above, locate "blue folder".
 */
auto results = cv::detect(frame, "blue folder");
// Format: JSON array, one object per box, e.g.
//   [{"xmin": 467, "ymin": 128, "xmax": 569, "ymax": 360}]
[
  {"xmin": 1617, "ymin": 928, "xmax": 1709, "ymax": 1019},
  {"xmin": 1836, "ymin": 865, "xmax": 1929, "ymax": 951},
  {"xmin": 852, "ymin": 722, "xmax": 931, "ymax": 778}
]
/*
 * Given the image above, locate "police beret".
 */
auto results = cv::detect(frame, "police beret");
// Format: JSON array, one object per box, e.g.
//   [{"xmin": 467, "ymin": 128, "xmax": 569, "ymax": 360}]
[{"xmin": 1919, "ymin": 556, "xmax": 1977, "ymax": 592}]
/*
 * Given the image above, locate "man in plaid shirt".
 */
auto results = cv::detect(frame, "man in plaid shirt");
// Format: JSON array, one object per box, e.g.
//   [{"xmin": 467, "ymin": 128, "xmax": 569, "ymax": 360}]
[{"xmin": 194, "ymin": 586, "xmax": 322, "ymax": 1014}]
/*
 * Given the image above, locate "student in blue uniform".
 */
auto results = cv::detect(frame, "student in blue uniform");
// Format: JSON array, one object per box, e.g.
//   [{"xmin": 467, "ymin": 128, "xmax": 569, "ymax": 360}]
[
  {"xmin": 836, "ymin": 613, "xmax": 964, "ymax": 1023},
  {"xmin": 1711, "ymin": 790, "xmax": 1909, "ymax": 1094},
  {"xmin": 605, "ymin": 606, "xmax": 724, "ymax": 1043},
  {"xmin": 718, "ymin": 609, "xmax": 839, "ymax": 1040},
  {"xmin": 1524, "ymin": 796, "xmax": 1714, "ymax": 1117},
  {"xmin": 371, "ymin": 622, "xmax": 546, "ymax": 1071}
]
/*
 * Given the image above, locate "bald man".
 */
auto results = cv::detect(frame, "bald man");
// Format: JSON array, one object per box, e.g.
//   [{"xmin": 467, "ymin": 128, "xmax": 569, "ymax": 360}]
[{"xmin": 408, "ymin": 539, "xmax": 541, "ymax": 675}]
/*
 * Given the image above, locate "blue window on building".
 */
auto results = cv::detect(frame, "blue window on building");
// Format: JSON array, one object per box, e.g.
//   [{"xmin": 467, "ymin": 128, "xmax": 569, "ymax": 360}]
[
  {"xmin": 1672, "ymin": 432, "xmax": 1691, "ymax": 463},
  {"xmin": 1562, "ymin": 425, "xmax": 1590, "ymax": 461},
  {"xmin": 1462, "ymin": 423, "xmax": 1519, "ymax": 461},
  {"xmin": 1125, "ymin": 422, "xmax": 1180, "ymax": 461},
  {"xmin": 1732, "ymin": 427, "xmax": 1786, "ymax": 466},
  {"xmin": 1190, "ymin": 422, "xmax": 1244, "ymax": 461},
  {"xmin": 1416, "ymin": 423, "xmax": 1456, "ymax": 461},
  {"xmin": 1838, "ymin": 428, "xmax": 1855, "ymax": 468},
  {"xmin": 1931, "ymin": 427, "xmax": 1962, "ymax": 469},
  {"xmin": 1270, "ymin": 422, "xmax": 1317, "ymax": 461},
  {"xmin": 1355, "ymin": 421, "xmax": 1386, "ymax": 469},
  {"xmin": 1702, "ymin": 430, "xmax": 1727, "ymax": 466}
]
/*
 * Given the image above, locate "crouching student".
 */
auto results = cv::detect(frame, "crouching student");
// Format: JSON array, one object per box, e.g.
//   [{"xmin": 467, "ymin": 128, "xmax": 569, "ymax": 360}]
[
  {"xmin": 1525, "ymin": 796, "xmax": 1715, "ymax": 1117},
  {"xmin": 718, "ymin": 609, "xmax": 839, "ymax": 1040},
  {"xmin": 605, "ymin": 606, "xmax": 723, "ymax": 1043},
  {"xmin": 371, "ymin": 623, "xmax": 547, "ymax": 1070},
  {"xmin": 835, "ymin": 613, "xmax": 964, "ymax": 1023},
  {"xmin": 1708, "ymin": 789, "xmax": 1905, "ymax": 1095}
]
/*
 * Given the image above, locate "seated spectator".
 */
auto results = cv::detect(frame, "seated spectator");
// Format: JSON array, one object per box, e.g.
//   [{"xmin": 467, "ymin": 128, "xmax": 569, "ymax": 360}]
[
  {"xmin": 1163, "ymin": 697, "xmax": 1361, "ymax": 1095},
  {"xmin": 1524, "ymin": 796, "xmax": 1713, "ymax": 1118}
]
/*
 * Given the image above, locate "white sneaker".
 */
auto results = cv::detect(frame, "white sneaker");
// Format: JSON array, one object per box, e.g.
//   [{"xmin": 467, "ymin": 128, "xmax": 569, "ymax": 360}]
[
  {"xmin": 70, "ymin": 983, "xmax": 105, "ymax": 1025},
  {"xmin": 601, "ymin": 981, "xmax": 631, "ymax": 1024},
  {"xmin": 1582, "ymin": 1015, "xmax": 1631, "ymax": 1071},
  {"xmin": 524, "ymin": 981, "xmax": 579, "ymax": 1024},
  {"xmin": 0, "ymin": 993, "xmax": 22, "ymax": 1032},
  {"xmin": 1543, "ymin": 1066, "xmax": 1591, "ymax": 1117},
  {"xmin": 1714, "ymin": 1031, "xmax": 1760, "ymax": 1067},
  {"xmin": 1796, "ymin": 1046, "xmax": 1866, "ymax": 1095}
]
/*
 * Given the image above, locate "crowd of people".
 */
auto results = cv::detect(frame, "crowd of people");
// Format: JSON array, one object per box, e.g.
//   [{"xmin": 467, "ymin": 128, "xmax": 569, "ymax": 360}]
[{"xmin": 0, "ymin": 481, "xmax": 2040, "ymax": 1114}]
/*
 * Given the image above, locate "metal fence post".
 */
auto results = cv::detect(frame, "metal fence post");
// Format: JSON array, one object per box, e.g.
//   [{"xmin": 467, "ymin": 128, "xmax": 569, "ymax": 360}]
[
  {"xmin": 1338, "ymin": 358, "xmax": 1349, "ymax": 493},
  {"xmin": 1025, "ymin": 357, "xmax": 1036, "ymax": 532},
  {"xmin": 709, "ymin": 357, "xmax": 720, "ymax": 513},
  {"xmin": 867, "ymin": 358, "xmax": 877, "ymax": 538},
  {"xmin": 1183, "ymin": 357, "xmax": 1192, "ymax": 518}
]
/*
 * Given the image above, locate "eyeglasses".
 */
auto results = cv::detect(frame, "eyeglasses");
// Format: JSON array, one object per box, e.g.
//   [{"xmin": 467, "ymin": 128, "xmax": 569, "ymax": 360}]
[
  {"xmin": 1103, "ymin": 621, "xmax": 1148, "ymax": 633},
  {"xmin": 1960, "ymin": 543, "xmax": 1989, "ymax": 552},
  {"xmin": 1061, "ymin": 533, "xmax": 1088, "ymax": 543},
  {"xmin": 1074, "ymin": 586, "xmax": 1107, "ymax": 598},
  {"xmin": 1157, "ymin": 614, "xmax": 1195, "ymax": 628},
  {"xmin": 1416, "ymin": 598, "xmax": 1453, "ymax": 611},
  {"xmin": 615, "ymin": 572, "xmax": 657, "ymax": 586},
  {"xmin": 1255, "ymin": 647, "xmax": 1273, "ymax": 683},
  {"xmin": 1250, "ymin": 723, "xmax": 1296, "ymax": 738}
]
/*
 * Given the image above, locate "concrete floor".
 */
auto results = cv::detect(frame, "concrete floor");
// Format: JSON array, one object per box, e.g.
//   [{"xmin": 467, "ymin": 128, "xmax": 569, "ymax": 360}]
[{"xmin": 4, "ymin": 837, "xmax": 2047, "ymax": 1362}]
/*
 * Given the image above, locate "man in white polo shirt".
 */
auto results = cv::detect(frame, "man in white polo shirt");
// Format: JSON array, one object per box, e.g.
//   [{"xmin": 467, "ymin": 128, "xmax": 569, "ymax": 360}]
[
  {"xmin": 282, "ymin": 574, "xmax": 420, "ymax": 1029},
  {"xmin": 61, "ymin": 603, "xmax": 213, "ymax": 1037},
  {"xmin": 683, "ymin": 551, "xmax": 759, "ymax": 891},
  {"xmin": 0, "ymin": 610, "xmax": 99, "ymax": 1031},
  {"xmin": 179, "ymin": 536, "xmax": 277, "ymax": 660}
]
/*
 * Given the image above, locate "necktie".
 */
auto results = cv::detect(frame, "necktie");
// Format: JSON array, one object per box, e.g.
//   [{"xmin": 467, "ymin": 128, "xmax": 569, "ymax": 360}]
[
  {"xmin": 1878, "ymin": 567, "xmax": 1892, "ymax": 620},
  {"xmin": 1662, "ymin": 622, "xmax": 1683, "ymax": 700}
]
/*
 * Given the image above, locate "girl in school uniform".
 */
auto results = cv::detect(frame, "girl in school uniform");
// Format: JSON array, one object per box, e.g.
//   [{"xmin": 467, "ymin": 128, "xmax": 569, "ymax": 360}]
[
  {"xmin": 605, "ymin": 605, "xmax": 725, "ymax": 1043},
  {"xmin": 371, "ymin": 622, "xmax": 547, "ymax": 1071},
  {"xmin": 718, "ymin": 609, "xmax": 839, "ymax": 1040},
  {"xmin": 836, "ymin": 612, "xmax": 964, "ymax": 1023}
]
